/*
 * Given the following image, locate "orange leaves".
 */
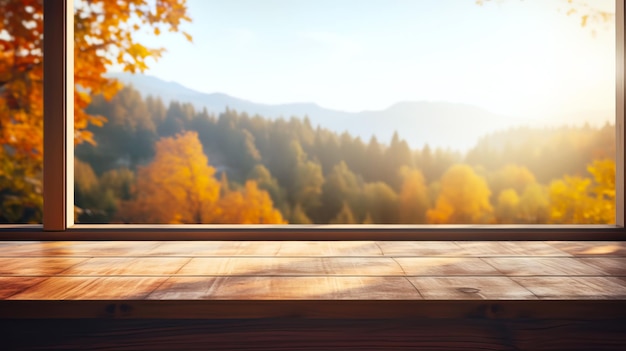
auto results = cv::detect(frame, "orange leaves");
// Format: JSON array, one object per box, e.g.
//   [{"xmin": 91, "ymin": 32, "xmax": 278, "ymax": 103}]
[
  {"xmin": 2, "ymin": 0, "xmax": 192, "ymax": 149},
  {"xmin": 218, "ymin": 181, "xmax": 287, "ymax": 224},
  {"xmin": 427, "ymin": 164, "xmax": 493, "ymax": 224},
  {"xmin": 118, "ymin": 131, "xmax": 220, "ymax": 223},
  {"xmin": 118, "ymin": 132, "xmax": 285, "ymax": 224},
  {"xmin": 72, "ymin": 0, "xmax": 191, "ymax": 141}
]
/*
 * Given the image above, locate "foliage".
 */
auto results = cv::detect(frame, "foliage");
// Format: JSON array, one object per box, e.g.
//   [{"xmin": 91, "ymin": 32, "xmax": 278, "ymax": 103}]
[
  {"xmin": 549, "ymin": 159, "xmax": 615, "ymax": 224},
  {"xmin": 427, "ymin": 164, "xmax": 494, "ymax": 224},
  {"xmin": 74, "ymin": 83, "xmax": 616, "ymax": 225},
  {"xmin": 398, "ymin": 167, "xmax": 429, "ymax": 224},
  {"xmin": 0, "ymin": 0, "xmax": 191, "ymax": 222},
  {"xmin": 116, "ymin": 132, "xmax": 284, "ymax": 224}
]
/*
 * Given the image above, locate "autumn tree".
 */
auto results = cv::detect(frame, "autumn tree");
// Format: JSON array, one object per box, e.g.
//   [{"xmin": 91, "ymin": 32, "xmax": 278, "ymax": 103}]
[
  {"xmin": 489, "ymin": 164, "xmax": 536, "ymax": 200},
  {"xmin": 117, "ymin": 131, "xmax": 219, "ymax": 223},
  {"xmin": 0, "ymin": 0, "xmax": 192, "ymax": 222},
  {"xmin": 427, "ymin": 164, "xmax": 493, "ymax": 224},
  {"xmin": 549, "ymin": 159, "xmax": 615, "ymax": 224},
  {"xmin": 398, "ymin": 167, "xmax": 430, "ymax": 224},
  {"xmin": 517, "ymin": 183, "xmax": 549, "ymax": 224},
  {"xmin": 217, "ymin": 180, "xmax": 286, "ymax": 224},
  {"xmin": 494, "ymin": 189, "xmax": 520, "ymax": 224},
  {"xmin": 117, "ymin": 132, "xmax": 285, "ymax": 224}
]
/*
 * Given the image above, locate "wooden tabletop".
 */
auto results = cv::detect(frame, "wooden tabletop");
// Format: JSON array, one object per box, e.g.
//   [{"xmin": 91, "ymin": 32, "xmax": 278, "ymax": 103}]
[{"xmin": 1, "ymin": 240, "xmax": 625, "ymax": 319}]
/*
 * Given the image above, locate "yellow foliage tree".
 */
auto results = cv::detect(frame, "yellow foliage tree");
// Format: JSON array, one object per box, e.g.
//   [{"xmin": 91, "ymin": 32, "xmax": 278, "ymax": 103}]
[
  {"xmin": 549, "ymin": 159, "xmax": 615, "ymax": 224},
  {"xmin": 517, "ymin": 183, "xmax": 549, "ymax": 223},
  {"xmin": 217, "ymin": 180, "xmax": 286, "ymax": 224},
  {"xmin": 398, "ymin": 167, "xmax": 429, "ymax": 224},
  {"xmin": 489, "ymin": 164, "xmax": 536, "ymax": 199},
  {"xmin": 427, "ymin": 164, "xmax": 493, "ymax": 224},
  {"xmin": 118, "ymin": 132, "xmax": 285, "ymax": 224},
  {"xmin": 117, "ymin": 131, "xmax": 220, "ymax": 224},
  {"xmin": 495, "ymin": 188, "xmax": 520, "ymax": 224},
  {"xmin": 1, "ymin": 0, "xmax": 192, "ymax": 222}
]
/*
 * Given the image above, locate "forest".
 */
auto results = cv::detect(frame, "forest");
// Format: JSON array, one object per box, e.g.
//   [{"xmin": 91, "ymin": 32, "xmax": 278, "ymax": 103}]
[
  {"xmin": 0, "ymin": 0, "xmax": 616, "ymax": 226},
  {"xmin": 67, "ymin": 85, "xmax": 616, "ymax": 225}
]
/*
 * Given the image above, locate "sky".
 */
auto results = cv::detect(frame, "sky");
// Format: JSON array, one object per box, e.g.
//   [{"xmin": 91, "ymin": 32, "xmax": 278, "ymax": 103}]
[{"xmin": 121, "ymin": 0, "xmax": 616, "ymax": 125}]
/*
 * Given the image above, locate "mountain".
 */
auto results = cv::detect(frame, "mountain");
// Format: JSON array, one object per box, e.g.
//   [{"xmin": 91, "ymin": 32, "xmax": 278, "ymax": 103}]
[{"xmin": 108, "ymin": 72, "xmax": 512, "ymax": 151}]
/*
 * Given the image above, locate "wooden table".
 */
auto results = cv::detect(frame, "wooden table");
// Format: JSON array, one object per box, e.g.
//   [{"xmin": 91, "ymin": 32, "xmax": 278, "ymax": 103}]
[{"xmin": 1, "ymin": 240, "xmax": 625, "ymax": 350}]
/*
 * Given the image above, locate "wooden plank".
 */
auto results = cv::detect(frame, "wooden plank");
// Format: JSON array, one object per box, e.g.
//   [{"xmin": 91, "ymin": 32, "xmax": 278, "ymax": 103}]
[
  {"xmin": 0, "ymin": 277, "xmax": 46, "ymax": 299},
  {"xmin": 407, "ymin": 277, "xmax": 536, "ymax": 299},
  {"xmin": 452, "ymin": 242, "xmax": 572, "ymax": 257},
  {"xmin": 376, "ymin": 241, "xmax": 463, "ymax": 256},
  {"xmin": 498, "ymin": 241, "xmax": 571, "ymax": 256},
  {"xmin": 61, "ymin": 257, "xmax": 191, "ymax": 275},
  {"xmin": 546, "ymin": 241, "xmax": 626, "ymax": 256},
  {"xmin": 0, "ymin": 241, "xmax": 164, "ymax": 256},
  {"xmin": 175, "ymin": 257, "xmax": 404, "ymax": 276},
  {"xmin": 578, "ymin": 258, "xmax": 626, "ymax": 275},
  {"xmin": 513, "ymin": 277, "xmax": 626, "ymax": 299},
  {"xmin": 148, "ymin": 241, "xmax": 284, "ymax": 256},
  {"xmin": 147, "ymin": 276, "xmax": 420, "ymax": 300},
  {"xmin": 0, "ymin": 257, "xmax": 87, "ymax": 275},
  {"xmin": 8, "ymin": 277, "xmax": 167, "ymax": 299},
  {"xmin": 395, "ymin": 257, "xmax": 501, "ymax": 275},
  {"xmin": 481, "ymin": 257, "xmax": 606, "ymax": 276},
  {"xmin": 276, "ymin": 241, "xmax": 383, "ymax": 256}
]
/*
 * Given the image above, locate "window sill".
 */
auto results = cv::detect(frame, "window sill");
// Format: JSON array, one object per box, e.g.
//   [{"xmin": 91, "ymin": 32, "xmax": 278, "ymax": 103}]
[
  {"xmin": 0, "ymin": 224, "xmax": 624, "ymax": 241},
  {"xmin": 0, "ymin": 239, "xmax": 625, "ymax": 319}
]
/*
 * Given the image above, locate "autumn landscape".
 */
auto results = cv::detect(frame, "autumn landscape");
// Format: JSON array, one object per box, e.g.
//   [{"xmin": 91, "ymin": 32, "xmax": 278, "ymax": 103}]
[{"xmin": 0, "ymin": 0, "xmax": 618, "ymax": 225}]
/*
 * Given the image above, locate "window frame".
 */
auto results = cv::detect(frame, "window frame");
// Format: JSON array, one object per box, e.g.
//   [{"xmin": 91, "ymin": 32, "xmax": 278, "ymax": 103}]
[{"xmin": 1, "ymin": 0, "xmax": 623, "ymax": 240}]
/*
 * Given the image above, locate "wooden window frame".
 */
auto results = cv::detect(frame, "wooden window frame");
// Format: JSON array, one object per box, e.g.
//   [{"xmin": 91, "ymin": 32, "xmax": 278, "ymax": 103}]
[{"xmin": 1, "ymin": 0, "xmax": 624, "ymax": 240}]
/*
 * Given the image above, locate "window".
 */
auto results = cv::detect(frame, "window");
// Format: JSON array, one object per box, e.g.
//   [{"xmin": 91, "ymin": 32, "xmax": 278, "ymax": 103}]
[{"xmin": 1, "ymin": 0, "xmax": 623, "ymax": 239}]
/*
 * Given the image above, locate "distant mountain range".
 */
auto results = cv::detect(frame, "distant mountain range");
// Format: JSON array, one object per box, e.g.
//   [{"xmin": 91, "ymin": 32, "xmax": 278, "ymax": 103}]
[{"xmin": 108, "ymin": 72, "xmax": 519, "ymax": 151}]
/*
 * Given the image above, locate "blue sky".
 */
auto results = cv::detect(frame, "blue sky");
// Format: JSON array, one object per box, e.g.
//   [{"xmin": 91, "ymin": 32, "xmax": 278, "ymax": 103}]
[{"xmin": 123, "ymin": 0, "xmax": 616, "ymax": 125}]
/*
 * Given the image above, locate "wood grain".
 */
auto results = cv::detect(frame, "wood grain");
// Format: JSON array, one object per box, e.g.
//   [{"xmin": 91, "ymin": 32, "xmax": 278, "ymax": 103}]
[
  {"xmin": 9, "ymin": 277, "xmax": 167, "ymax": 299},
  {"xmin": 275, "ymin": 241, "xmax": 383, "ymax": 256},
  {"xmin": 546, "ymin": 241, "xmax": 626, "ymax": 256},
  {"xmin": 453, "ymin": 241, "xmax": 569, "ymax": 257},
  {"xmin": 407, "ymin": 276, "xmax": 537, "ymax": 299},
  {"xmin": 481, "ymin": 257, "xmax": 606, "ymax": 276},
  {"xmin": 148, "ymin": 241, "xmax": 284, "ymax": 256},
  {"xmin": 394, "ymin": 257, "xmax": 501, "ymax": 275},
  {"xmin": 512, "ymin": 276, "xmax": 626, "ymax": 299},
  {"xmin": 0, "ymin": 277, "xmax": 46, "ymax": 299},
  {"xmin": 147, "ymin": 276, "xmax": 420, "ymax": 300},
  {"xmin": 0, "ymin": 257, "xmax": 87, "ymax": 275},
  {"xmin": 578, "ymin": 257, "xmax": 626, "ymax": 275},
  {"xmin": 376, "ymin": 241, "xmax": 463, "ymax": 256},
  {"xmin": 62, "ymin": 257, "xmax": 191, "ymax": 275},
  {"xmin": 175, "ymin": 257, "xmax": 404, "ymax": 276},
  {"xmin": 0, "ymin": 241, "xmax": 164, "ymax": 256}
]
